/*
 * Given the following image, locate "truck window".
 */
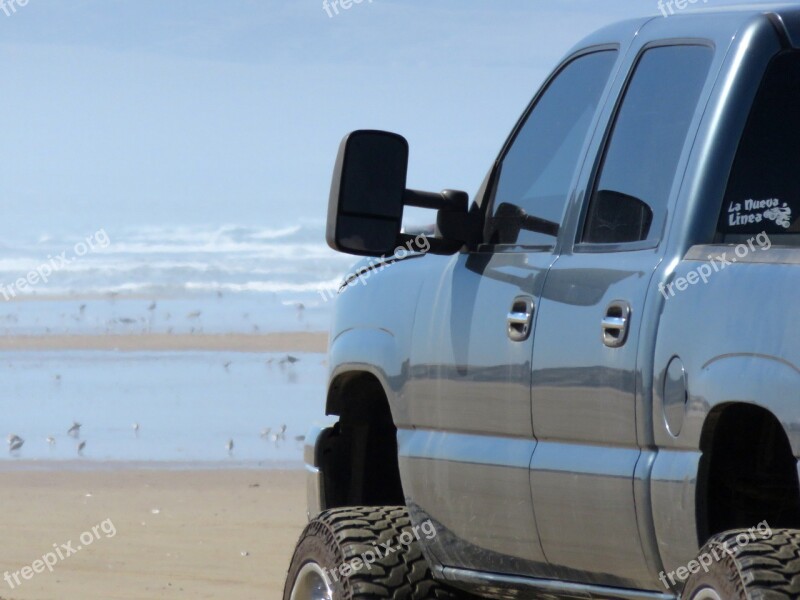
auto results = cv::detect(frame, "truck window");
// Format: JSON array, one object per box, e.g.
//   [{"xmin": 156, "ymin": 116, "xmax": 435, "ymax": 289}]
[
  {"xmin": 488, "ymin": 50, "xmax": 617, "ymax": 248},
  {"xmin": 718, "ymin": 51, "xmax": 800, "ymax": 245},
  {"xmin": 582, "ymin": 45, "xmax": 713, "ymax": 246}
]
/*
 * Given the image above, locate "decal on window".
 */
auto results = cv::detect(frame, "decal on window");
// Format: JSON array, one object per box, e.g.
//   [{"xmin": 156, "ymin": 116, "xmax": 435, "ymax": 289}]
[{"xmin": 727, "ymin": 198, "xmax": 792, "ymax": 229}]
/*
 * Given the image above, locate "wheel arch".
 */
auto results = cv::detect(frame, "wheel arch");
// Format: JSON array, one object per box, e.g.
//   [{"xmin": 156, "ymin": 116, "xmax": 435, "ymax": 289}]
[
  {"xmin": 326, "ymin": 326, "xmax": 405, "ymax": 420},
  {"xmin": 652, "ymin": 353, "xmax": 800, "ymax": 575},
  {"xmin": 317, "ymin": 328, "xmax": 409, "ymax": 511},
  {"xmin": 696, "ymin": 398, "xmax": 800, "ymax": 545},
  {"xmin": 317, "ymin": 367, "xmax": 406, "ymax": 511}
]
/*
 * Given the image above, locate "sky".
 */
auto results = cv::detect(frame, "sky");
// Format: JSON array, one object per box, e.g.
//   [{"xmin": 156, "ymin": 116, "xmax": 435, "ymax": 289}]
[{"xmin": 0, "ymin": 0, "xmax": 779, "ymax": 240}]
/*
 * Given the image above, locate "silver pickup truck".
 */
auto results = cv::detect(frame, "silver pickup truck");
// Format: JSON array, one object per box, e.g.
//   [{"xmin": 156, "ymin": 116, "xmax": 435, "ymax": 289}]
[{"xmin": 284, "ymin": 5, "xmax": 800, "ymax": 600}]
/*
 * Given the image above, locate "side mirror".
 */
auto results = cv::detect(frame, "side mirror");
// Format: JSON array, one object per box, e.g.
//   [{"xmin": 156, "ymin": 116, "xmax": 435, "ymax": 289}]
[
  {"xmin": 326, "ymin": 129, "xmax": 480, "ymax": 257},
  {"xmin": 326, "ymin": 130, "xmax": 409, "ymax": 257}
]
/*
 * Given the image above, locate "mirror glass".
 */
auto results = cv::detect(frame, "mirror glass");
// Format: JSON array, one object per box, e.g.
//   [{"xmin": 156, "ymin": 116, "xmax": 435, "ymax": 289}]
[{"xmin": 327, "ymin": 130, "xmax": 408, "ymax": 256}]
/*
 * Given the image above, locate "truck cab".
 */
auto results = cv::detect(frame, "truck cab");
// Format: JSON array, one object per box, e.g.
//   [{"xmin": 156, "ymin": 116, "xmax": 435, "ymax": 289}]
[{"xmin": 286, "ymin": 5, "xmax": 800, "ymax": 600}]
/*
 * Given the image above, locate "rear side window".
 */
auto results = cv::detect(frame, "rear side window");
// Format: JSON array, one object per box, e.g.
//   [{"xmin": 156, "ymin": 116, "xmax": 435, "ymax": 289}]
[
  {"xmin": 487, "ymin": 50, "xmax": 617, "ymax": 248},
  {"xmin": 718, "ymin": 51, "xmax": 800, "ymax": 245},
  {"xmin": 582, "ymin": 45, "xmax": 713, "ymax": 246}
]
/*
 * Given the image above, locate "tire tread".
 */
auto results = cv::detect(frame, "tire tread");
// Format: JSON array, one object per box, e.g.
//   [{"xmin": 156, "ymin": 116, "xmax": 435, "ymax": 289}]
[
  {"xmin": 693, "ymin": 528, "xmax": 800, "ymax": 599},
  {"xmin": 285, "ymin": 505, "xmax": 468, "ymax": 600}
]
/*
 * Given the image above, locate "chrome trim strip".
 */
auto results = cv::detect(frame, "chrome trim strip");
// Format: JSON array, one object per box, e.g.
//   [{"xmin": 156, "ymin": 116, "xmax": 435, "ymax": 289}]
[{"xmin": 439, "ymin": 566, "xmax": 676, "ymax": 600}]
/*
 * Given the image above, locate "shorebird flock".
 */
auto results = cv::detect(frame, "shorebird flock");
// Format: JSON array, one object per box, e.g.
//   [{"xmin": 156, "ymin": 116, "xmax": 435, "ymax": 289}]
[
  {"xmin": 4, "ymin": 298, "xmax": 308, "ymax": 337},
  {"xmin": 7, "ymin": 421, "xmax": 87, "ymax": 456},
  {"xmin": 7, "ymin": 418, "xmax": 299, "ymax": 459},
  {"xmin": 4, "ymin": 348, "xmax": 309, "ymax": 459}
]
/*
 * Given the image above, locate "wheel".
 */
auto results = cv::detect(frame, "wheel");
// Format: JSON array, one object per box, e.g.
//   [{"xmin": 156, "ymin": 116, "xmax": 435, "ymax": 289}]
[
  {"xmin": 681, "ymin": 527, "xmax": 800, "ymax": 599},
  {"xmin": 283, "ymin": 506, "xmax": 466, "ymax": 600}
]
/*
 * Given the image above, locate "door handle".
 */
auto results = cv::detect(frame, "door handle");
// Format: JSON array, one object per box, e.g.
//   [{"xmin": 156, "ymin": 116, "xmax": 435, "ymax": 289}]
[
  {"xmin": 602, "ymin": 300, "xmax": 631, "ymax": 348},
  {"xmin": 507, "ymin": 296, "xmax": 535, "ymax": 342}
]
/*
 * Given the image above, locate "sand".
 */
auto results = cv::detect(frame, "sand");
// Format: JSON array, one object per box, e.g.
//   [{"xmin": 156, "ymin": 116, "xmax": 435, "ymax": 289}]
[
  {"xmin": 0, "ymin": 468, "xmax": 307, "ymax": 600},
  {"xmin": 0, "ymin": 332, "xmax": 328, "ymax": 353}
]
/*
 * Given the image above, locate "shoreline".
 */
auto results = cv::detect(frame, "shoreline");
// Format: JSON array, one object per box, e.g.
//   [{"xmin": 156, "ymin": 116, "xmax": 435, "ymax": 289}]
[
  {"xmin": 0, "ymin": 332, "xmax": 328, "ymax": 353},
  {"xmin": 0, "ymin": 460, "xmax": 306, "ymax": 472}
]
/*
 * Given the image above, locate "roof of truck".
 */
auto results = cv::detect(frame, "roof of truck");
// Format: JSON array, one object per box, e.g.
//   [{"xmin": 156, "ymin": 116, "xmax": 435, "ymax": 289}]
[
  {"xmin": 568, "ymin": 3, "xmax": 800, "ymax": 58},
  {"xmin": 688, "ymin": 3, "xmax": 799, "ymax": 15}
]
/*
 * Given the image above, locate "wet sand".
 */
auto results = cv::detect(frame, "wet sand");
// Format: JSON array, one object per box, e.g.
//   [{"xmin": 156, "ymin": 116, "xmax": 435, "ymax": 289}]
[{"xmin": 0, "ymin": 332, "xmax": 328, "ymax": 353}]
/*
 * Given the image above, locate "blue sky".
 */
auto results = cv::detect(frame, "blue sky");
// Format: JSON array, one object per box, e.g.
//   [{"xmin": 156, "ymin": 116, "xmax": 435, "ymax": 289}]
[{"xmin": 0, "ymin": 0, "xmax": 775, "ymax": 239}]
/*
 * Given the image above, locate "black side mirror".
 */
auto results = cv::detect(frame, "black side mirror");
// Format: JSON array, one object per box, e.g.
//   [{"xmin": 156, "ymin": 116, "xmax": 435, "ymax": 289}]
[
  {"xmin": 327, "ymin": 129, "xmax": 480, "ymax": 257},
  {"xmin": 326, "ymin": 130, "xmax": 409, "ymax": 257}
]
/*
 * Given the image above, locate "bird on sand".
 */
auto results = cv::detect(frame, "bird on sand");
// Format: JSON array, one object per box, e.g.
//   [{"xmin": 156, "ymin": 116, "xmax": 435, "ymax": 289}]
[{"xmin": 8, "ymin": 435, "xmax": 23, "ymax": 453}]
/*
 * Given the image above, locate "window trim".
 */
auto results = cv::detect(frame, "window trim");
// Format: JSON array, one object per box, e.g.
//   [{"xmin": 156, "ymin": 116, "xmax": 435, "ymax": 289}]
[
  {"xmin": 481, "ymin": 44, "xmax": 620, "ymax": 254},
  {"xmin": 574, "ymin": 38, "xmax": 716, "ymax": 254}
]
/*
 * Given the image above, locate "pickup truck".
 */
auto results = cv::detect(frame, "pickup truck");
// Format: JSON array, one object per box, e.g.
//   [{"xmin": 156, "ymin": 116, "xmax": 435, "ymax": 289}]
[{"xmin": 284, "ymin": 5, "xmax": 800, "ymax": 600}]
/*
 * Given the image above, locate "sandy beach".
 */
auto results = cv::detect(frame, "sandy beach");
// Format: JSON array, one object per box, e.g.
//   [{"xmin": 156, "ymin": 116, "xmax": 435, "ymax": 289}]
[
  {"xmin": 0, "ymin": 468, "xmax": 306, "ymax": 600},
  {"xmin": 0, "ymin": 332, "xmax": 328, "ymax": 353}
]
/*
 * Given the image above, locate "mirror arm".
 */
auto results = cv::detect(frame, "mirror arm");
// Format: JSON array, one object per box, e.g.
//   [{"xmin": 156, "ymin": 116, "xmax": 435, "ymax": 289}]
[
  {"xmin": 401, "ymin": 189, "xmax": 475, "ymax": 254},
  {"xmin": 395, "ymin": 233, "xmax": 461, "ymax": 255},
  {"xmin": 404, "ymin": 189, "xmax": 468, "ymax": 211}
]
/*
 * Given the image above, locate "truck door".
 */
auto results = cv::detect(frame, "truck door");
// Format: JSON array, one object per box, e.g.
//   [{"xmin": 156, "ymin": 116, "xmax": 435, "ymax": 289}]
[
  {"xmin": 529, "ymin": 44, "xmax": 715, "ymax": 588},
  {"xmin": 400, "ymin": 48, "xmax": 619, "ymax": 577}
]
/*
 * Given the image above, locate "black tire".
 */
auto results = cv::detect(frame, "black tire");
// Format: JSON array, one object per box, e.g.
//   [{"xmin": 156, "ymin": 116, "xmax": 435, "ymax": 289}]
[
  {"xmin": 681, "ymin": 528, "xmax": 800, "ymax": 599},
  {"xmin": 283, "ymin": 506, "xmax": 466, "ymax": 600}
]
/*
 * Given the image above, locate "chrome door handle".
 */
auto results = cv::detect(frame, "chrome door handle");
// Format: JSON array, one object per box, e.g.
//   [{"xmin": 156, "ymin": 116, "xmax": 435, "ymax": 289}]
[
  {"xmin": 602, "ymin": 300, "xmax": 631, "ymax": 348},
  {"xmin": 507, "ymin": 296, "xmax": 535, "ymax": 342}
]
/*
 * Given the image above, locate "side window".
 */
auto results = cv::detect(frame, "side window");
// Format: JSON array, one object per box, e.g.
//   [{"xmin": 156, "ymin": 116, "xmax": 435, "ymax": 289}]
[
  {"xmin": 582, "ymin": 45, "xmax": 713, "ymax": 245},
  {"xmin": 488, "ymin": 50, "xmax": 617, "ymax": 247},
  {"xmin": 718, "ymin": 51, "xmax": 800, "ymax": 245}
]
